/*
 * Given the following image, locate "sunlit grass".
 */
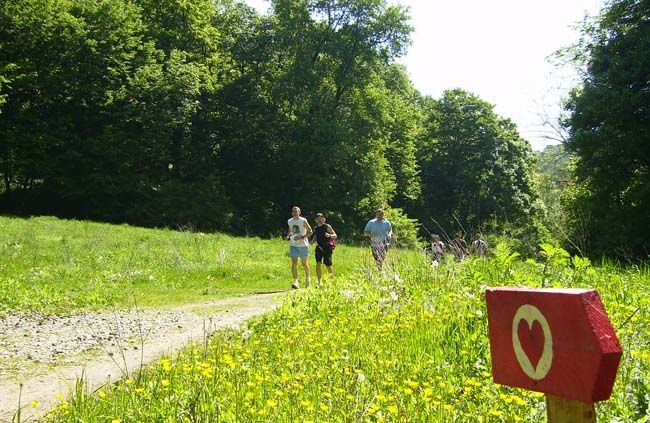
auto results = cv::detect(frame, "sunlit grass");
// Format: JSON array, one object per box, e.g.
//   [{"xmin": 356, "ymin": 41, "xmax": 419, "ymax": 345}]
[
  {"xmin": 37, "ymin": 242, "xmax": 649, "ymax": 422},
  {"xmin": 0, "ymin": 216, "xmax": 366, "ymax": 315}
]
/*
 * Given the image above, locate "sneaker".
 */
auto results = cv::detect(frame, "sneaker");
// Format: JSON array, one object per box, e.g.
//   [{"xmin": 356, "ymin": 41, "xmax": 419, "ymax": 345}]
[{"xmin": 291, "ymin": 280, "xmax": 299, "ymax": 289}]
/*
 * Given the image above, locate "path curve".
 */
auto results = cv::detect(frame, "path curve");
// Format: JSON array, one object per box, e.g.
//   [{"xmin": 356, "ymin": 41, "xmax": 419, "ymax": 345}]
[{"xmin": 0, "ymin": 292, "xmax": 285, "ymax": 422}]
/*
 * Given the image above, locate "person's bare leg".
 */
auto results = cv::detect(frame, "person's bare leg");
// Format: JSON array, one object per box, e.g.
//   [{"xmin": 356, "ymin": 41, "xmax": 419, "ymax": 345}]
[
  {"xmin": 316, "ymin": 262, "xmax": 323, "ymax": 284},
  {"xmin": 291, "ymin": 257, "xmax": 299, "ymax": 288},
  {"xmin": 326, "ymin": 265, "xmax": 334, "ymax": 278},
  {"xmin": 301, "ymin": 258, "xmax": 311, "ymax": 287}
]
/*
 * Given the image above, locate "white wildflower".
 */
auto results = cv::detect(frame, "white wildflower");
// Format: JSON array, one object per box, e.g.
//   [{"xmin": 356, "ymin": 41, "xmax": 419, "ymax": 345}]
[{"xmin": 340, "ymin": 290, "xmax": 355, "ymax": 300}]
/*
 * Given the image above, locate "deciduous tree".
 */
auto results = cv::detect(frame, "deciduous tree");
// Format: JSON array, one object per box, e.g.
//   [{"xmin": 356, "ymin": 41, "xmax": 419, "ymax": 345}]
[{"xmin": 564, "ymin": 0, "xmax": 650, "ymax": 258}]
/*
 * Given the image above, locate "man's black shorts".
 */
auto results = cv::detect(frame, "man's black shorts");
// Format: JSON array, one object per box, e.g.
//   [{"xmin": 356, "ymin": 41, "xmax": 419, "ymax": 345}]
[{"xmin": 315, "ymin": 246, "xmax": 333, "ymax": 266}]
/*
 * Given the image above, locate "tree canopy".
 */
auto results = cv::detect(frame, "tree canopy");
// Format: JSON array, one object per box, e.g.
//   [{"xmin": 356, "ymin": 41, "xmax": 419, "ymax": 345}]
[
  {"xmin": 1, "ymin": 0, "xmax": 547, "ymax": 250},
  {"xmin": 563, "ymin": 0, "xmax": 650, "ymax": 259},
  {"xmin": 416, "ymin": 89, "xmax": 537, "ymax": 236}
]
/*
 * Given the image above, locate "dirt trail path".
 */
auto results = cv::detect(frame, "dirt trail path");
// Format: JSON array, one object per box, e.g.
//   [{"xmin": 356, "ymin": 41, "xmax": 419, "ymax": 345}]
[{"xmin": 0, "ymin": 292, "xmax": 285, "ymax": 422}]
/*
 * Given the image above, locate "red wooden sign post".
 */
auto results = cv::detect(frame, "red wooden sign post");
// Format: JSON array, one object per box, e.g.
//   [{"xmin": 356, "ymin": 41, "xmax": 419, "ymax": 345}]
[{"xmin": 485, "ymin": 288, "xmax": 622, "ymax": 422}]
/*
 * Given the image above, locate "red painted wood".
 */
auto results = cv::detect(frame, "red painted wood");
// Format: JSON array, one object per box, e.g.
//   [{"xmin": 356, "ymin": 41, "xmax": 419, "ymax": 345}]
[{"xmin": 485, "ymin": 288, "xmax": 622, "ymax": 403}]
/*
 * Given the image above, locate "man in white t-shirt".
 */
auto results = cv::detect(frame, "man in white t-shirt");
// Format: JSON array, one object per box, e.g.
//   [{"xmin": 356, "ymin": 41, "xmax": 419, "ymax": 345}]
[
  {"xmin": 471, "ymin": 232, "xmax": 489, "ymax": 258},
  {"xmin": 431, "ymin": 234, "xmax": 446, "ymax": 264},
  {"xmin": 286, "ymin": 206, "xmax": 313, "ymax": 289}
]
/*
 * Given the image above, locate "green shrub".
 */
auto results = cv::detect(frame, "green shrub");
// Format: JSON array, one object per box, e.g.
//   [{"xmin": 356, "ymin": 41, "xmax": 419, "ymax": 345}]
[{"xmin": 384, "ymin": 207, "xmax": 421, "ymax": 249}]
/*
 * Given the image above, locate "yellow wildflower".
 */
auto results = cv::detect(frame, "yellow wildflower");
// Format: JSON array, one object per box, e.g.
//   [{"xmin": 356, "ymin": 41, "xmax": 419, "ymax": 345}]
[
  {"xmin": 405, "ymin": 379, "xmax": 419, "ymax": 389},
  {"xmin": 267, "ymin": 399, "xmax": 278, "ymax": 408}
]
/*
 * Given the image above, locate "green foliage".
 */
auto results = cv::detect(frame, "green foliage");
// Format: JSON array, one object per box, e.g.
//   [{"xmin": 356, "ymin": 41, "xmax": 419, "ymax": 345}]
[
  {"xmin": 1, "ymin": 0, "xmax": 147, "ymax": 197},
  {"xmin": 133, "ymin": 0, "xmax": 220, "ymax": 59},
  {"xmin": 493, "ymin": 242, "xmax": 521, "ymax": 267},
  {"xmin": 416, "ymin": 89, "xmax": 538, "ymax": 238},
  {"xmin": 372, "ymin": 65, "xmax": 423, "ymax": 208},
  {"xmin": 532, "ymin": 144, "xmax": 575, "ymax": 246},
  {"xmin": 383, "ymin": 206, "xmax": 420, "ymax": 249},
  {"xmin": 0, "ymin": 0, "xmax": 237, "ymax": 229},
  {"xmin": 563, "ymin": 0, "xmax": 650, "ymax": 259},
  {"xmin": 0, "ymin": 72, "xmax": 7, "ymax": 113},
  {"xmin": 214, "ymin": 0, "xmax": 417, "ymax": 235},
  {"xmin": 539, "ymin": 243, "xmax": 571, "ymax": 267},
  {"xmin": 0, "ymin": 0, "xmax": 546, "ymax": 243}
]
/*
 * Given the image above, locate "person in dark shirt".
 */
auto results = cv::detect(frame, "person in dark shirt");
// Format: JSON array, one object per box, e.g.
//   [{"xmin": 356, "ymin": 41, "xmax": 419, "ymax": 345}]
[
  {"xmin": 449, "ymin": 232, "xmax": 469, "ymax": 261},
  {"xmin": 312, "ymin": 212, "xmax": 337, "ymax": 286}
]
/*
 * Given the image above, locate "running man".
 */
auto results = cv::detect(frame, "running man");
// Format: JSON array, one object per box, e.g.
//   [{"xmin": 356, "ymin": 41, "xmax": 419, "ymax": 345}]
[
  {"xmin": 286, "ymin": 206, "xmax": 313, "ymax": 288},
  {"xmin": 364, "ymin": 209, "xmax": 392, "ymax": 270}
]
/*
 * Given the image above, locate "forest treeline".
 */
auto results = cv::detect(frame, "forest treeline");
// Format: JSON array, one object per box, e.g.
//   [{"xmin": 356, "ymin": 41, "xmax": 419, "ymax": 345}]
[{"xmin": 0, "ymin": 0, "xmax": 647, "ymax": 259}]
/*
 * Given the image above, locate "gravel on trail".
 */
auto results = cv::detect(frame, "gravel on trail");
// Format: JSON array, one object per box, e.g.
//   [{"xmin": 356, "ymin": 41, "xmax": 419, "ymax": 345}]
[{"xmin": 0, "ymin": 292, "xmax": 284, "ymax": 422}]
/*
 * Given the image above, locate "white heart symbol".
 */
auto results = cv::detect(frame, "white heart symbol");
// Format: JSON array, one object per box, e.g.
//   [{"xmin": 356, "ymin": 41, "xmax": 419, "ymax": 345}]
[{"xmin": 512, "ymin": 304, "xmax": 553, "ymax": 381}]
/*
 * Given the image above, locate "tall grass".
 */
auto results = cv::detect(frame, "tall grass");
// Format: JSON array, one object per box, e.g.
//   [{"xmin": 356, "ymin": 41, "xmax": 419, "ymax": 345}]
[{"xmin": 37, "ymin": 242, "xmax": 649, "ymax": 422}]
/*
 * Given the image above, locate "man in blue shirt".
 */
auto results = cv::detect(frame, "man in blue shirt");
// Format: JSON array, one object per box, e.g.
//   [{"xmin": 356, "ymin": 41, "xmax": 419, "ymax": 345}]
[{"xmin": 364, "ymin": 209, "xmax": 392, "ymax": 270}]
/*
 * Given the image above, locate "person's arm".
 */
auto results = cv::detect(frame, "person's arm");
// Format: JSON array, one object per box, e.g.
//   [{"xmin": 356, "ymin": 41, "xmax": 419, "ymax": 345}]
[
  {"xmin": 326, "ymin": 224, "xmax": 337, "ymax": 239},
  {"xmin": 387, "ymin": 222, "xmax": 393, "ymax": 241},
  {"xmin": 286, "ymin": 226, "xmax": 292, "ymax": 240},
  {"xmin": 303, "ymin": 221, "xmax": 313, "ymax": 240},
  {"xmin": 363, "ymin": 221, "xmax": 372, "ymax": 238}
]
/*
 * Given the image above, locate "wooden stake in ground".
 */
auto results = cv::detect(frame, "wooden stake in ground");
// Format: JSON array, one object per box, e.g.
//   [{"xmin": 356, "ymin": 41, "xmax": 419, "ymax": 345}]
[{"xmin": 546, "ymin": 395, "xmax": 596, "ymax": 423}]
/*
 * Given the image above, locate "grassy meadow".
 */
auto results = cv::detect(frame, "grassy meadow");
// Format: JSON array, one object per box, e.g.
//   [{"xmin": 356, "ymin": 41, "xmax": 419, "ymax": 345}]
[
  {"xmin": 1, "ymin": 216, "xmax": 648, "ymax": 421},
  {"xmin": 0, "ymin": 216, "xmax": 369, "ymax": 315}
]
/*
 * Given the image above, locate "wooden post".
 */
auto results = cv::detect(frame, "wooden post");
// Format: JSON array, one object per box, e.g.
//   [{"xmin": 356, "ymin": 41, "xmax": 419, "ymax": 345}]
[{"xmin": 546, "ymin": 395, "xmax": 596, "ymax": 423}]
